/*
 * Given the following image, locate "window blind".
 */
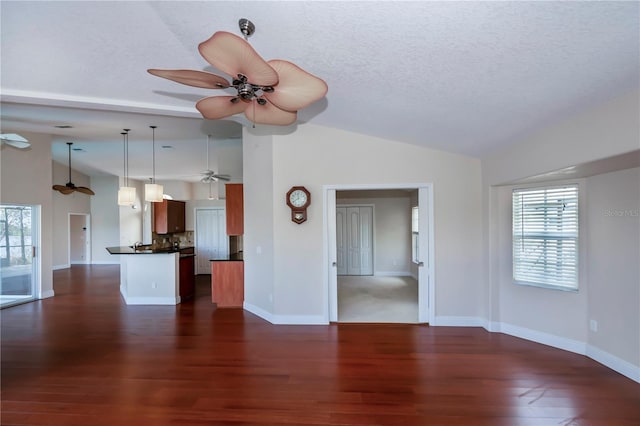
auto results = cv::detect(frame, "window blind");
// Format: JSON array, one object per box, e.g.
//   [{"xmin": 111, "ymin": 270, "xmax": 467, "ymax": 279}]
[{"xmin": 512, "ymin": 185, "xmax": 578, "ymax": 290}]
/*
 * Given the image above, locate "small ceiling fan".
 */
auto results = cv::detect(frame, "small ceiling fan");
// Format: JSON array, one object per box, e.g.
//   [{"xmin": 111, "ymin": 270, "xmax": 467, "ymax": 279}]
[
  {"xmin": 1, "ymin": 133, "xmax": 30, "ymax": 149},
  {"xmin": 201, "ymin": 135, "xmax": 229, "ymax": 183},
  {"xmin": 148, "ymin": 18, "xmax": 327, "ymax": 126},
  {"xmin": 52, "ymin": 142, "xmax": 95, "ymax": 195}
]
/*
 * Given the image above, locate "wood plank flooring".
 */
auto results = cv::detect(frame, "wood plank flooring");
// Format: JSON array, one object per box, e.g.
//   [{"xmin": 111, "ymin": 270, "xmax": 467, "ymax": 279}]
[{"xmin": 2, "ymin": 265, "xmax": 639, "ymax": 425}]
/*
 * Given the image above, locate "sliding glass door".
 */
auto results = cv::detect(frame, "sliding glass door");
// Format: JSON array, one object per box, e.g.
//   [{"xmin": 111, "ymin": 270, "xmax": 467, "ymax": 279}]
[{"xmin": 0, "ymin": 205, "xmax": 39, "ymax": 308}]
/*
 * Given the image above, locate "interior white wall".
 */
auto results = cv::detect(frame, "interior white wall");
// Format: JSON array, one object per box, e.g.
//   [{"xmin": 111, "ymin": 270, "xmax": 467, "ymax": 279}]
[
  {"xmin": 52, "ymin": 160, "xmax": 91, "ymax": 268},
  {"xmin": 0, "ymin": 131, "xmax": 54, "ymax": 298},
  {"xmin": 337, "ymin": 191, "xmax": 412, "ymax": 276},
  {"xmin": 586, "ymin": 167, "xmax": 639, "ymax": 368},
  {"xmin": 482, "ymin": 90, "xmax": 640, "ymax": 381},
  {"xmin": 90, "ymin": 176, "xmax": 120, "ymax": 263},
  {"xmin": 157, "ymin": 180, "xmax": 192, "ymax": 201},
  {"xmin": 242, "ymin": 132, "xmax": 275, "ymax": 316},
  {"xmin": 243, "ymin": 123, "xmax": 482, "ymax": 322},
  {"xmin": 494, "ymin": 181, "xmax": 588, "ymax": 345},
  {"xmin": 185, "ymin": 199, "xmax": 226, "ymax": 231}
]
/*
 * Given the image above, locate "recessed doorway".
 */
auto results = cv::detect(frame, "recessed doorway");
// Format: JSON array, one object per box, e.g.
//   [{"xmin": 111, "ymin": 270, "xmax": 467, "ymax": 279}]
[{"xmin": 1, "ymin": 204, "xmax": 40, "ymax": 308}]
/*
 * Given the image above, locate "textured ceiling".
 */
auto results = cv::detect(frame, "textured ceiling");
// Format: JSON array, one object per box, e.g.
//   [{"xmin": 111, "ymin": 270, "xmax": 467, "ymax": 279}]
[{"xmin": 1, "ymin": 1, "xmax": 638, "ymax": 180}]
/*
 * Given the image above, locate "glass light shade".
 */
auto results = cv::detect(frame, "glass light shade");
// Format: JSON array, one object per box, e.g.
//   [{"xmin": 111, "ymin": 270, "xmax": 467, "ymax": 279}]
[
  {"xmin": 145, "ymin": 183, "xmax": 164, "ymax": 202},
  {"xmin": 118, "ymin": 186, "xmax": 136, "ymax": 206}
]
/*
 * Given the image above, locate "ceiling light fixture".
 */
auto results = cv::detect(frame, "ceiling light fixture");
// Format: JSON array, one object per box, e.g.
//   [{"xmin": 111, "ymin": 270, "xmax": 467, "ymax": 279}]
[
  {"xmin": 117, "ymin": 129, "xmax": 136, "ymax": 206},
  {"xmin": 52, "ymin": 142, "xmax": 95, "ymax": 196},
  {"xmin": 148, "ymin": 18, "xmax": 327, "ymax": 126},
  {"xmin": 0, "ymin": 133, "xmax": 30, "ymax": 149},
  {"xmin": 144, "ymin": 125, "xmax": 163, "ymax": 202}
]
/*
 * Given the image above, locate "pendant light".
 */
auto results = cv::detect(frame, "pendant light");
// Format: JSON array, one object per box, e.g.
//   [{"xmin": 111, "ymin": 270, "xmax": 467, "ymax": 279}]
[
  {"xmin": 145, "ymin": 125, "xmax": 164, "ymax": 202},
  {"xmin": 117, "ymin": 129, "xmax": 136, "ymax": 206}
]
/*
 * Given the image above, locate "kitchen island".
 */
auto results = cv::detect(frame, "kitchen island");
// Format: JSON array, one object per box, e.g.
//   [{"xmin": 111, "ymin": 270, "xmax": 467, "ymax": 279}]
[
  {"xmin": 107, "ymin": 246, "xmax": 195, "ymax": 305},
  {"xmin": 210, "ymin": 252, "xmax": 243, "ymax": 308}
]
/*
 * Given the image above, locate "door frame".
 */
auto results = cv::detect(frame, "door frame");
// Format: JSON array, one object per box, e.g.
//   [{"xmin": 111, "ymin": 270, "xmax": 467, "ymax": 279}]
[
  {"xmin": 323, "ymin": 183, "xmax": 434, "ymax": 324},
  {"xmin": 68, "ymin": 213, "xmax": 91, "ymax": 265},
  {"xmin": 0, "ymin": 204, "xmax": 41, "ymax": 308}
]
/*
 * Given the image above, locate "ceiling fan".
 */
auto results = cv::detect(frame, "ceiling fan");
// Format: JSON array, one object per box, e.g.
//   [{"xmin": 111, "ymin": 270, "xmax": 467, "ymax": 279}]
[
  {"xmin": 148, "ymin": 18, "xmax": 327, "ymax": 126},
  {"xmin": 52, "ymin": 142, "xmax": 95, "ymax": 196},
  {"xmin": 1, "ymin": 133, "xmax": 30, "ymax": 149},
  {"xmin": 201, "ymin": 135, "xmax": 229, "ymax": 183}
]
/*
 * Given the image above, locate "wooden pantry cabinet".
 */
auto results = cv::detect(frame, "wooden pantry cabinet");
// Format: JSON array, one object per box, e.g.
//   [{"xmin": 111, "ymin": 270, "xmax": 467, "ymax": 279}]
[{"xmin": 225, "ymin": 183, "xmax": 243, "ymax": 236}]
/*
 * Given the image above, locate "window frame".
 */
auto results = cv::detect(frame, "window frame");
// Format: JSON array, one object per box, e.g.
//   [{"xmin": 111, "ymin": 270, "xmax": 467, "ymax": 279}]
[{"xmin": 512, "ymin": 183, "xmax": 580, "ymax": 292}]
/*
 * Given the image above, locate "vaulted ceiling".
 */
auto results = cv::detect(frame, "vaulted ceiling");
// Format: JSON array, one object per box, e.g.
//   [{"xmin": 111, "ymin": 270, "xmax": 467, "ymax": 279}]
[{"xmin": 1, "ymin": 1, "xmax": 638, "ymax": 181}]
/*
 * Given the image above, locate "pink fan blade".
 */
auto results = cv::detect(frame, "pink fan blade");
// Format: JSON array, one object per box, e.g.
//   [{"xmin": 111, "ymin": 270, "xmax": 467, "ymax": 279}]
[
  {"xmin": 196, "ymin": 96, "xmax": 249, "ymax": 120},
  {"xmin": 147, "ymin": 69, "xmax": 230, "ymax": 89},
  {"xmin": 264, "ymin": 60, "xmax": 328, "ymax": 112},
  {"xmin": 199, "ymin": 32, "xmax": 278, "ymax": 86},
  {"xmin": 245, "ymin": 101, "xmax": 297, "ymax": 126}
]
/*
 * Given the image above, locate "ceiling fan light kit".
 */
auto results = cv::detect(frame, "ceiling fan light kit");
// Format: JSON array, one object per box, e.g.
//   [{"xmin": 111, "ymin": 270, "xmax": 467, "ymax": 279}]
[
  {"xmin": 144, "ymin": 125, "xmax": 164, "ymax": 203},
  {"xmin": 52, "ymin": 142, "xmax": 95, "ymax": 196},
  {"xmin": 117, "ymin": 129, "xmax": 136, "ymax": 206},
  {"xmin": 148, "ymin": 19, "xmax": 327, "ymax": 126}
]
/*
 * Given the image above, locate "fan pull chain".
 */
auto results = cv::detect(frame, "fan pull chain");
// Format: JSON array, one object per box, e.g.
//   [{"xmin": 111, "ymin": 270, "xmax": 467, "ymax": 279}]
[{"xmin": 252, "ymin": 100, "xmax": 256, "ymax": 129}]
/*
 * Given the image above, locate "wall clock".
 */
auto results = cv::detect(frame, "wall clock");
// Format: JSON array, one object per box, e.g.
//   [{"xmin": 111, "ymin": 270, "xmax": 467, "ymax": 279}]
[{"xmin": 286, "ymin": 186, "xmax": 311, "ymax": 224}]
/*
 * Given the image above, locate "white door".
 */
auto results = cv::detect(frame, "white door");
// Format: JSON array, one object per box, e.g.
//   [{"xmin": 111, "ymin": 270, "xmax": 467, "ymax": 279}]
[
  {"xmin": 69, "ymin": 214, "xmax": 89, "ymax": 264},
  {"xmin": 337, "ymin": 206, "xmax": 373, "ymax": 276},
  {"xmin": 195, "ymin": 208, "xmax": 228, "ymax": 275}
]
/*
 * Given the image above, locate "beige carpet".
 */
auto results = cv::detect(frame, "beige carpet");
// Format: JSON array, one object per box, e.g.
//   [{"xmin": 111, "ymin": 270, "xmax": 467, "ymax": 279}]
[{"xmin": 337, "ymin": 275, "xmax": 418, "ymax": 323}]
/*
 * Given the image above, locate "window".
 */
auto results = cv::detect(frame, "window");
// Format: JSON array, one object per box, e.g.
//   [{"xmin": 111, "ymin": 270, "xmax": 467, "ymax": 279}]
[
  {"xmin": 512, "ymin": 185, "xmax": 578, "ymax": 291},
  {"xmin": 412, "ymin": 206, "xmax": 419, "ymax": 263}
]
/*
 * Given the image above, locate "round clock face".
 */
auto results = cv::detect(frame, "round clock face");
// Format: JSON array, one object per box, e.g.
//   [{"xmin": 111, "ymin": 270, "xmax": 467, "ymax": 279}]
[{"xmin": 289, "ymin": 189, "xmax": 308, "ymax": 208}]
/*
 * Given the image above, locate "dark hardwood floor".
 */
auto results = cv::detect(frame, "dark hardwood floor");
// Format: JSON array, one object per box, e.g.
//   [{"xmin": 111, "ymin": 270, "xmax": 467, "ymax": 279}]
[{"xmin": 1, "ymin": 265, "xmax": 639, "ymax": 425}]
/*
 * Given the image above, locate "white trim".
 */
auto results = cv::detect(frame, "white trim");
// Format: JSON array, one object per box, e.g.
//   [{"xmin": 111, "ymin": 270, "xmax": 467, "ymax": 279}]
[
  {"xmin": 39, "ymin": 289, "xmax": 55, "ymax": 299},
  {"xmin": 53, "ymin": 264, "xmax": 70, "ymax": 270},
  {"xmin": 323, "ymin": 183, "xmax": 435, "ymax": 325},
  {"xmin": 587, "ymin": 344, "xmax": 640, "ymax": 383},
  {"xmin": 244, "ymin": 302, "xmax": 327, "ymax": 325},
  {"xmin": 374, "ymin": 271, "xmax": 412, "ymax": 277},
  {"xmin": 92, "ymin": 261, "xmax": 119, "ymax": 265},
  {"xmin": 496, "ymin": 322, "xmax": 587, "ymax": 354},
  {"xmin": 243, "ymin": 302, "xmax": 274, "ymax": 323},
  {"xmin": 433, "ymin": 316, "xmax": 486, "ymax": 327},
  {"xmin": 485, "ymin": 321, "xmax": 639, "ymax": 384},
  {"xmin": 119, "ymin": 289, "xmax": 179, "ymax": 305}
]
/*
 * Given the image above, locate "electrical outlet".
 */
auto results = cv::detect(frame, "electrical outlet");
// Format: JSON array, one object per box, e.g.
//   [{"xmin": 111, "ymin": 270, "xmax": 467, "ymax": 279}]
[
  {"xmin": 589, "ymin": 319, "xmax": 598, "ymax": 332},
  {"xmin": 151, "ymin": 282, "xmax": 157, "ymax": 289}
]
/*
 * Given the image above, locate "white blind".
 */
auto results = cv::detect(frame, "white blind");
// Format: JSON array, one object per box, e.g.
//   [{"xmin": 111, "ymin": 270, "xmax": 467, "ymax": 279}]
[{"xmin": 512, "ymin": 185, "xmax": 578, "ymax": 290}]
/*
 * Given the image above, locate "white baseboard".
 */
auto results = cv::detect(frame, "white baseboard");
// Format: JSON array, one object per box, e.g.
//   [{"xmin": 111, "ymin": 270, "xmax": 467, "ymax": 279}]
[
  {"xmin": 486, "ymin": 320, "xmax": 638, "ymax": 383},
  {"xmin": 587, "ymin": 344, "xmax": 640, "ymax": 383},
  {"xmin": 374, "ymin": 271, "xmax": 412, "ymax": 277},
  {"xmin": 243, "ymin": 302, "xmax": 327, "ymax": 325},
  {"xmin": 243, "ymin": 302, "xmax": 275, "ymax": 323},
  {"xmin": 39, "ymin": 289, "xmax": 55, "ymax": 299},
  {"xmin": 92, "ymin": 261, "xmax": 119, "ymax": 265},
  {"xmin": 53, "ymin": 264, "xmax": 70, "ymax": 270},
  {"xmin": 119, "ymin": 286, "xmax": 178, "ymax": 305},
  {"xmin": 433, "ymin": 316, "xmax": 486, "ymax": 327}
]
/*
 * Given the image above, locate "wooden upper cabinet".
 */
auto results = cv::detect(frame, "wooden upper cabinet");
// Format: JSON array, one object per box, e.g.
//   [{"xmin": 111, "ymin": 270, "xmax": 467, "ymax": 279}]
[
  {"xmin": 225, "ymin": 183, "xmax": 243, "ymax": 236},
  {"xmin": 153, "ymin": 200, "xmax": 186, "ymax": 234}
]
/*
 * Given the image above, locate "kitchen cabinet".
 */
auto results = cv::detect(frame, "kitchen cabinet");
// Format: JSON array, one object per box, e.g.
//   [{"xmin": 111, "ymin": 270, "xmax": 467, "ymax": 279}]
[
  {"xmin": 179, "ymin": 252, "xmax": 195, "ymax": 301},
  {"xmin": 211, "ymin": 260, "xmax": 244, "ymax": 307},
  {"xmin": 154, "ymin": 199, "xmax": 185, "ymax": 234},
  {"xmin": 225, "ymin": 183, "xmax": 243, "ymax": 236}
]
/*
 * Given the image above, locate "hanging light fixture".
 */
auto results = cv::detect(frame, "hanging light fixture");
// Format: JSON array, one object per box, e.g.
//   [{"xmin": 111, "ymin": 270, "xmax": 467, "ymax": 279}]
[
  {"xmin": 117, "ymin": 129, "xmax": 136, "ymax": 206},
  {"xmin": 145, "ymin": 125, "xmax": 164, "ymax": 202}
]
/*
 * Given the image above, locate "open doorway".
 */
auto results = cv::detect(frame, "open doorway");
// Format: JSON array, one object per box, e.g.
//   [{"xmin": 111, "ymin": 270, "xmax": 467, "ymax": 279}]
[
  {"xmin": 325, "ymin": 184, "xmax": 434, "ymax": 324},
  {"xmin": 1, "ymin": 204, "xmax": 40, "ymax": 308},
  {"xmin": 69, "ymin": 214, "xmax": 90, "ymax": 265}
]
